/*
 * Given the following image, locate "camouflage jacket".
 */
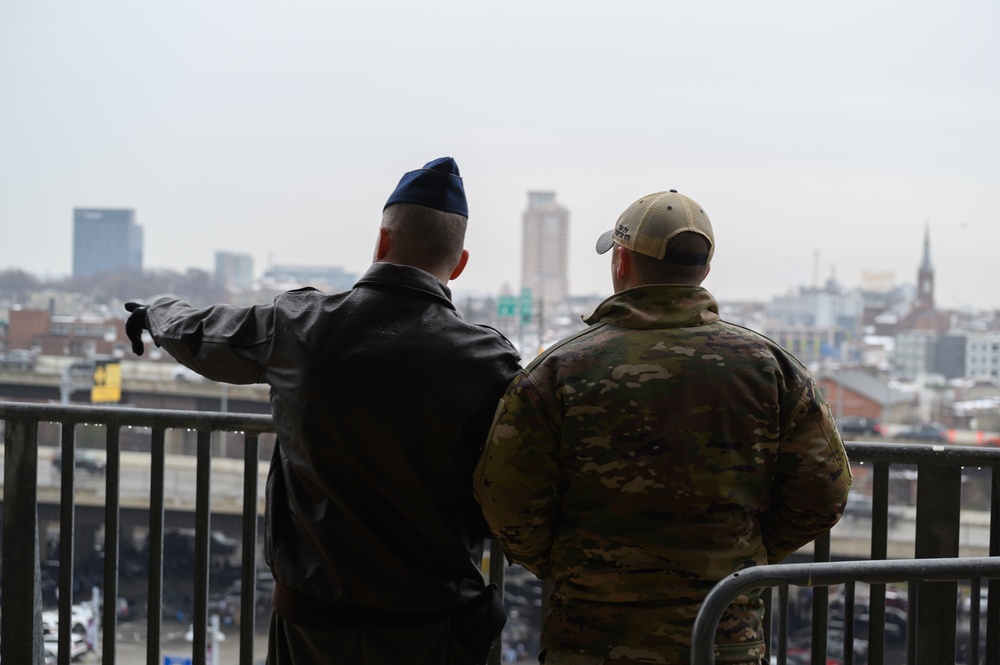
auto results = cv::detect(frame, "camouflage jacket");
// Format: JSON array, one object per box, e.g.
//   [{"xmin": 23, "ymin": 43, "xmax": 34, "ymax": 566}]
[{"xmin": 473, "ymin": 284, "xmax": 851, "ymax": 664}]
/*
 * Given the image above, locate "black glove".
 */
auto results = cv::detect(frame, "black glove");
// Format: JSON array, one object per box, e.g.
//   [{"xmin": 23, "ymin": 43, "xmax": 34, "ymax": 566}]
[{"xmin": 124, "ymin": 302, "xmax": 149, "ymax": 356}]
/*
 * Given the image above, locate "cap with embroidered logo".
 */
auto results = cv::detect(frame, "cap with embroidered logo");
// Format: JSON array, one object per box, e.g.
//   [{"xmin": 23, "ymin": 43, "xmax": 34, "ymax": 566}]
[
  {"xmin": 595, "ymin": 190, "xmax": 714, "ymax": 264},
  {"xmin": 384, "ymin": 156, "xmax": 468, "ymax": 218}
]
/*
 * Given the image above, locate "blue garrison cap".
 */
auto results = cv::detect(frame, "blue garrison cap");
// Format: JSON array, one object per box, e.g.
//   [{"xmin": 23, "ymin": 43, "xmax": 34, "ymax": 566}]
[{"xmin": 384, "ymin": 157, "xmax": 468, "ymax": 217}]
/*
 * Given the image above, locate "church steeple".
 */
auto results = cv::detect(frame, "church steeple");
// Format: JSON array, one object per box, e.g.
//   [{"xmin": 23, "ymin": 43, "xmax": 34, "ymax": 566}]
[
  {"xmin": 898, "ymin": 222, "xmax": 949, "ymax": 333},
  {"xmin": 921, "ymin": 224, "xmax": 932, "ymax": 270}
]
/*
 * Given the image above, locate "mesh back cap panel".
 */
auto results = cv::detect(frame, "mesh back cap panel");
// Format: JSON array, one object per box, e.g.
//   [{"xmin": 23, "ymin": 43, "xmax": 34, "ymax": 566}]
[{"xmin": 596, "ymin": 190, "xmax": 714, "ymax": 261}]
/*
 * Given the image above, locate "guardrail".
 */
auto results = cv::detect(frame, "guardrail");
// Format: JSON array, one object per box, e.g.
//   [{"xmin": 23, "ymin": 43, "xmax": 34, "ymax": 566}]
[
  {"xmin": 1, "ymin": 401, "xmax": 511, "ymax": 665},
  {"xmin": 691, "ymin": 557, "xmax": 1000, "ymax": 665},
  {"xmin": 5, "ymin": 401, "xmax": 1000, "ymax": 665},
  {"xmin": 1, "ymin": 402, "xmax": 274, "ymax": 665},
  {"xmin": 691, "ymin": 440, "xmax": 1000, "ymax": 665}
]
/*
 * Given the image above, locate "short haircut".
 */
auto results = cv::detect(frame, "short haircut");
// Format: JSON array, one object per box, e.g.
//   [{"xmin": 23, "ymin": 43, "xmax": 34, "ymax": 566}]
[
  {"xmin": 629, "ymin": 231, "xmax": 711, "ymax": 285},
  {"xmin": 381, "ymin": 203, "xmax": 468, "ymax": 275}
]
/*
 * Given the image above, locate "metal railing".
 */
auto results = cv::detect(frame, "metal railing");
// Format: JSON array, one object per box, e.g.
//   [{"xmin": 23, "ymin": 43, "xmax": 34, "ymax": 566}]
[
  {"xmin": 1, "ymin": 401, "xmax": 512, "ymax": 665},
  {"xmin": 691, "ymin": 440, "xmax": 1000, "ymax": 665},
  {"xmin": 691, "ymin": 557, "xmax": 1000, "ymax": 665},
  {"xmin": 1, "ymin": 402, "xmax": 274, "ymax": 665},
  {"xmin": 6, "ymin": 401, "xmax": 1000, "ymax": 665}
]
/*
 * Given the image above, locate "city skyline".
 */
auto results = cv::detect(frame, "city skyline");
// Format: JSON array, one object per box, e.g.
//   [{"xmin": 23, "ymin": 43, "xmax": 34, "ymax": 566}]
[
  {"xmin": 0, "ymin": 205, "xmax": 990, "ymax": 312},
  {"xmin": 1, "ymin": 1, "xmax": 997, "ymax": 309}
]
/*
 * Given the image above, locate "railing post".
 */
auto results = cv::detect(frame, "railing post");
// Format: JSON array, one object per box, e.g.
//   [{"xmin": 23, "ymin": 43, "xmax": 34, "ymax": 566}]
[
  {"xmin": 487, "ymin": 539, "xmax": 505, "ymax": 665},
  {"xmin": 57, "ymin": 421, "xmax": 77, "ymax": 665},
  {"xmin": 147, "ymin": 427, "xmax": 167, "ymax": 665},
  {"xmin": 913, "ymin": 458, "xmax": 962, "ymax": 662},
  {"xmin": 101, "ymin": 424, "xmax": 121, "ymax": 664},
  {"xmin": 193, "ymin": 429, "xmax": 214, "ymax": 665},
  {"xmin": 867, "ymin": 463, "xmax": 890, "ymax": 665},
  {"xmin": 1, "ymin": 415, "xmax": 44, "ymax": 664},
  {"xmin": 238, "ymin": 433, "xmax": 261, "ymax": 665},
  {"xmin": 810, "ymin": 532, "xmax": 830, "ymax": 662},
  {"xmin": 987, "ymin": 464, "xmax": 1000, "ymax": 665}
]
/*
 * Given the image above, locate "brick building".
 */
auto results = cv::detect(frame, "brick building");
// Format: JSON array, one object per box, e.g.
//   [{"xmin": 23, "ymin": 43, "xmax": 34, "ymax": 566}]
[
  {"xmin": 7, "ymin": 308, "xmax": 127, "ymax": 358},
  {"xmin": 818, "ymin": 369, "xmax": 913, "ymax": 422}
]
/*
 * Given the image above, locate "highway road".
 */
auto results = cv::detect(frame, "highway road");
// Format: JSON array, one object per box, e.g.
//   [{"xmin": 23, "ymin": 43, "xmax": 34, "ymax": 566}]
[
  {"xmin": 3, "ymin": 444, "xmax": 994, "ymax": 558},
  {"xmin": 8, "ymin": 446, "xmax": 269, "ymax": 515}
]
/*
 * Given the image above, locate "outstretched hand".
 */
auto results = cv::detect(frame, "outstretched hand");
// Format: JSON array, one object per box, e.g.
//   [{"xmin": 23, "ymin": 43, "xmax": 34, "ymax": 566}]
[{"xmin": 124, "ymin": 302, "xmax": 149, "ymax": 355}]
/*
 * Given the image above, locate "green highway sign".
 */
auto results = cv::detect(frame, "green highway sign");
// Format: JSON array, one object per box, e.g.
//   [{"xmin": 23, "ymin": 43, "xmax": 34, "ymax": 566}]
[{"xmin": 497, "ymin": 295, "xmax": 517, "ymax": 317}]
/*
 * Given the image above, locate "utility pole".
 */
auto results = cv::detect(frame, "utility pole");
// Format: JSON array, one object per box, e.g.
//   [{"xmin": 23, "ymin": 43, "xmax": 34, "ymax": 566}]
[
  {"xmin": 537, "ymin": 298, "xmax": 544, "ymax": 354},
  {"xmin": 813, "ymin": 249, "xmax": 820, "ymax": 290},
  {"xmin": 60, "ymin": 362, "xmax": 95, "ymax": 404}
]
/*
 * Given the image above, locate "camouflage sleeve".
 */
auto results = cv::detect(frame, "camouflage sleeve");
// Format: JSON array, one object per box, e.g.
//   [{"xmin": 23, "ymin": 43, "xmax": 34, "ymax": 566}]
[
  {"xmin": 762, "ymin": 378, "xmax": 853, "ymax": 562},
  {"xmin": 473, "ymin": 371, "xmax": 561, "ymax": 579}
]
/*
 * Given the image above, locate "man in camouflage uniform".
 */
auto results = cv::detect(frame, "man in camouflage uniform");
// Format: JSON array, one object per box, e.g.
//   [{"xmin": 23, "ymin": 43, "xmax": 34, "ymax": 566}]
[{"xmin": 473, "ymin": 190, "xmax": 852, "ymax": 665}]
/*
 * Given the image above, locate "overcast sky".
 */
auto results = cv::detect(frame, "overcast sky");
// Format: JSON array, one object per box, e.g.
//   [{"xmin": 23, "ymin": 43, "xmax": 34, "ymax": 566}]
[{"xmin": 2, "ymin": 1, "xmax": 997, "ymax": 310}]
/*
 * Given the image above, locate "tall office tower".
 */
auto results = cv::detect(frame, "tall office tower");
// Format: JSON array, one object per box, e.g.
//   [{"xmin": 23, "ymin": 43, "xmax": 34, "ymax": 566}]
[
  {"xmin": 520, "ymin": 191, "xmax": 570, "ymax": 320},
  {"xmin": 214, "ymin": 251, "xmax": 255, "ymax": 291},
  {"xmin": 72, "ymin": 208, "xmax": 144, "ymax": 278}
]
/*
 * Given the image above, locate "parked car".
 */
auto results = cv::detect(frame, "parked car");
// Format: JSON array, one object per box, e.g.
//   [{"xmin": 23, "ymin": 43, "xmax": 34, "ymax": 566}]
[
  {"xmin": 0, "ymin": 349, "xmax": 38, "ymax": 370},
  {"xmin": 841, "ymin": 494, "xmax": 905, "ymax": 526},
  {"xmin": 828, "ymin": 602, "xmax": 908, "ymax": 646},
  {"xmin": 41, "ymin": 603, "xmax": 94, "ymax": 635},
  {"xmin": 51, "ymin": 449, "xmax": 106, "ymax": 475},
  {"xmin": 42, "ymin": 632, "xmax": 90, "ymax": 663},
  {"xmin": 208, "ymin": 572, "xmax": 275, "ymax": 627},
  {"xmin": 894, "ymin": 423, "xmax": 949, "ymax": 443},
  {"xmin": 836, "ymin": 416, "xmax": 884, "ymax": 437},
  {"xmin": 154, "ymin": 528, "xmax": 241, "ymax": 574}
]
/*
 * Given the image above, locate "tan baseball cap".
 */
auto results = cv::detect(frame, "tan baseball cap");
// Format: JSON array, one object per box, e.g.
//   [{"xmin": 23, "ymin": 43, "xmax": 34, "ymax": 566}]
[{"xmin": 596, "ymin": 190, "xmax": 714, "ymax": 263}]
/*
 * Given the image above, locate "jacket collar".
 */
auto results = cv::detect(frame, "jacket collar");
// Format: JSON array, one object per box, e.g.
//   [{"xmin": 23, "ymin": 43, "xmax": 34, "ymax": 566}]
[
  {"xmin": 584, "ymin": 284, "xmax": 720, "ymax": 329},
  {"xmin": 355, "ymin": 262, "xmax": 456, "ymax": 310}
]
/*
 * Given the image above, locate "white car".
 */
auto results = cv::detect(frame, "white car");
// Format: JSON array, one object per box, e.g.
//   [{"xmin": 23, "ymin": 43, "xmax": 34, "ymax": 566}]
[
  {"xmin": 43, "ymin": 632, "xmax": 90, "ymax": 662},
  {"xmin": 41, "ymin": 603, "xmax": 94, "ymax": 636}
]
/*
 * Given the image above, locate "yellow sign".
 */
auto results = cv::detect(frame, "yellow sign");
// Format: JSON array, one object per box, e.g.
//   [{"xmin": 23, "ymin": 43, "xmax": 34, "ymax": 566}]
[{"xmin": 91, "ymin": 360, "xmax": 122, "ymax": 403}]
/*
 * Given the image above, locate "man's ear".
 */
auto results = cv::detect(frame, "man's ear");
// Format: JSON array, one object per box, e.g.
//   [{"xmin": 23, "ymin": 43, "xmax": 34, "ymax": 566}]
[
  {"xmin": 375, "ymin": 227, "xmax": 391, "ymax": 261},
  {"xmin": 615, "ymin": 246, "xmax": 632, "ymax": 283},
  {"xmin": 449, "ymin": 249, "xmax": 470, "ymax": 281}
]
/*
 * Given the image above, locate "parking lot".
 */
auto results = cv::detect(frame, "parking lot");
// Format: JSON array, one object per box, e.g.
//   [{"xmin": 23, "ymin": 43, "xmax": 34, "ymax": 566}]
[{"xmin": 63, "ymin": 617, "xmax": 269, "ymax": 665}]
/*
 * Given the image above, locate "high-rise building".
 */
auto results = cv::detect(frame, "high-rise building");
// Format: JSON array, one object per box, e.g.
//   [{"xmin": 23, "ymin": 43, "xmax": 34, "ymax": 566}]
[
  {"xmin": 520, "ymin": 191, "xmax": 570, "ymax": 321},
  {"xmin": 72, "ymin": 208, "xmax": 143, "ymax": 278},
  {"xmin": 214, "ymin": 251, "xmax": 255, "ymax": 291}
]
